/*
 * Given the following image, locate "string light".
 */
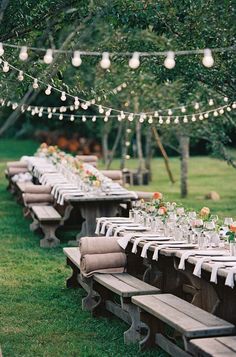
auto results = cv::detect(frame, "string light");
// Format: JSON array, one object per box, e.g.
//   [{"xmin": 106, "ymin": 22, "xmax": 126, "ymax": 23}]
[
  {"xmin": 32, "ymin": 78, "xmax": 39, "ymax": 89},
  {"xmin": 2, "ymin": 61, "xmax": 9, "ymax": 72},
  {"xmin": 0, "ymin": 43, "xmax": 4, "ymax": 56},
  {"xmin": 181, "ymin": 106, "xmax": 186, "ymax": 113},
  {"xmin": 129, "ymin": 52, "xmax": 140, "ymax": 69},
  {"xmin": 209, "ymin": 99, "xmax": 214, "ymax": 106},
  {"xmin": 43, "ymin": 49, "xmax": 53, "ymax": 64},
  {"xmin": 194, "ymin": 102, "xmax": 200, "ymax": 110},
  {"xmin": 17, "ymin": 70, "xmax": 24, "ymax": 81},
  {"xmin": 100, "ymin": 52, "xmax": 111, "ymax": 69},
  {"xmin": 19, "ymin": 46, "xmax": 28, "ymax": 61},
  {"xmin": 70, "ymin": 115, "xmax": 75, "ymax": 121},
  {"xmin": 92, "ymin": 116, "xmax": 97, "ymax": 122},
  {"xmin": 82, "ymin": 115, "xmax": 86, "ymax": 122},
  {"xmin": 59, "ymin": 114, "xmax": 63, "ymax": 120},
  {"xmin": 60, "ymin": 91, "xmax": 66, "ymax": 101},
  {"xmin": 164, "ymin": 51, "xmax": 176, "ymax": 69},
  {"xmin": 72, "ymin": 51, "xmax": 82, "ymax": 67},
  {"xmin": 45, "ymin": 85, "xmax": 52, "ymax": 95},
  {"xmin": 202, "ymin": 49, "xmax": 214, "ymax": 68}
]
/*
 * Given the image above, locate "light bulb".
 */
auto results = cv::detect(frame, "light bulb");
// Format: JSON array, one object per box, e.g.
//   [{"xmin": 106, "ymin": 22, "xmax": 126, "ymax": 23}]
[
  {"xmin": 174, "ymin": 117, "xmax": 179, "ymax": 124},
  {"xmin": 47, "ymin": 108, "xmax": 52, "ymax": 113},
  {"xmin": 204, "ymin": 112, "xmax": 209, "ymax": 118},
  {"xmin": 166, "ymin": 117, "xmax": 171, "ymax": 124},
  {"xmin": 105, "ymin": 109, "xmax": 111, "ymax": 116},
  {"xmin": 148, "ymin": 116, "xmax": 153, "ymax": 124},
  {"xmin": 72, "ymin": 51, "xmax": 82, "ymax": 67},
  {"xmin": 99, "ymin": 105, "xmax": 104, "ymax": 114},
  {"xmin": 81, "ymin": 103, "xmax": 88, "ymax": 110},
  {"xmin": 52, "ymin": 108, "xmax": 56, "ymax": 113},
  {"xmin": 191, "ymin": 115, "xmax": 196, "ymax": 122},
  {"xmin": 129, "ymin": 52, "xmax": 140, "ymax": 69},
  {"xmin": 33, "ymin": 78, "xmax": 39, "ymax": 89},
  {"xmin": 104, "ymin": 116, "xmax": 109, "ymax": 122},
  {"xmin": 70, "ymin": 115, "xmax": 75, "ymax": 121},
  {"xmin": 181, "ymin": 106, "xmax": 186, "ymax": 113},
  {"xmin": 0, "ymin": 43, "xmax": 4, "ymax": 56},
  {"xmin": 202, "ymin": 48, "xmax": 214, "ymax": 68},
  {"xmin": 139, "ymin": 117, "xmax": 144, "ymax": 123},
  {"xmin": 224, "ymin": 97, "xmax": 228, "ymax": 102},
  {"xmin": 125, "ymin": 155, "xmax": 130, "ymax": 160},
  {"xmin": 117, "ymin": 115, "xmax": 122, "ymax": 121},
  {"xmin": 120, "ymin": 111, "xmax": 125, "ymax": 119},
  {"xmin": 199, "ymin": 114, "xmax": 204, "ymax": 120},
  {"xmin": 38, "ymin": 112, "xmax": 43, "ymax": 117},
  {"xmin": 17, "ymin": 71, "xmax": 24, "ymax": 81},
  {"xmin": 70, "ymin": 105, "xmax": 74, "ymax": 111},
  {"xmin": 122, "ymin": 83, "xmax": 127, "ymax": 88},
  {"xmin": 48, "ymin": 113, "xmax": 52, "ymax": 119},
  {"xmin": 168, "ymin": 109, "xmax": 173, "ymax": 115},
  {"xmin": 208, "ymin": 99, "xmax": 214, "ymax": 106},
  {"xmin": 125, "ymin": 141, "xmax": 130, "ymax": 146},
  {"xmin": 154, "ymin": 111, "xmax": 159, "ymax": 117},
  {"xmin": 128, "ymin": 113, "xmax": 134, "ymax": 121},
  {"xmin": 19, "ymin": 46, "xmax": 28, "ymax": 61},
  {"xmin": 12, "ymin": 103, "xmax": 18, "ymax": 109},
  {"xmin": 164, "ymin": 51, "xmax": 175, "ymax": 69},
  {"xmin": 159, "ymin": 117, "xmax": 163, "ymax": 124},
  {"xmin": 44, "ymin": 49, "xmax": 53, "ymax": 64},
  {"xmin": 59, "ymin": 114, "xmax": 63, "ymax": 120},
  {"xmin": 183, "ymin": 115, "xmax": 188, "ymax": 123},
  {"xmin": 194, "ymin": 102, "xmax": 200, "ymax": 110},
  {"xmin": 92, "ymin": 116, "xmax": 96, "ymax": 122},
  {"xmin": 61, "ymin": 91, "xmax": 66, "ymax": 101},
  {"xmin": 126, "ymin": 128, "xmax": 131, "ymax": 133},
  {"xmin": 91, "ymin": 99, "xmax": 96, "ymax": 104},
  {"xmin": 227, "ymin": 106, "xmax": 231, "ymax": 112},
  {"xmin": 219, "ymin": 109, "xmax": 224, "ymax": 114},
  {"xmin": 82, "ymin": 115, "xmax": 86, "ymax": 122},
  {"xmin": 74, "ymin": 97, "xmax": 80, "ymax": 106},
  {"xmin": 3, "ymin": 61, "xmax": 9, "ymax": 72},
  {"xmin": 213, "ymin": 111, "xmax": 218, "ymax": 117},
  {"xmin": 45, "ymin": 85, "xmax": 52, "ymax": 95},
  {"xmin": 232, "ymin": 103, "xmax": 236, "ymax": 109},
  {"xmin": 100, "ymin": 52, "xmax": 111, "ymax": 69}
]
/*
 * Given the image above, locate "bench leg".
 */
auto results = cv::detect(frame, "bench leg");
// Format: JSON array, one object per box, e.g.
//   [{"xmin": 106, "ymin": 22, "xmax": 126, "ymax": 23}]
[
  {"xmin": 40, "ymin": 224, "xmax": 60, "ymax": 248},
  {"xmin": 139, "ymin": 311, "xmax": 165, "ymax": 351},
  {"xmin": 82, "ymin": 279, "xmax": 101, "ymax": 312},
  {"xmin": 30, "ymin": 216, "xmax": 40, "ymax": 232},
  {"xmin": 66, "ymin": 258, "xmax": 81, "ymax": 289},
  {"xmin": 122, "ymin": 300, "xmax": 141, "ymax": 344}
]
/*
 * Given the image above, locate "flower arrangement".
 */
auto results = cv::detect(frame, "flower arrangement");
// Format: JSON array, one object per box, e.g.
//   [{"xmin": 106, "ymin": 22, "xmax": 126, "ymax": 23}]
[{"xmin": 226, "ymin": 222, "xmax": 236, "ymax": 242}]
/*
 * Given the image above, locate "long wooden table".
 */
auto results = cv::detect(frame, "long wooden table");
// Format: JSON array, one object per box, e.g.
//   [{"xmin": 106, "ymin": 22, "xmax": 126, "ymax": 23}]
[
  {"xmin": 125, "ymin": 240, "xmax": 236, "ymax": 325},
  {"xmin": 66, "ymin": 194, "xmax": 135, "ymax": 238}
]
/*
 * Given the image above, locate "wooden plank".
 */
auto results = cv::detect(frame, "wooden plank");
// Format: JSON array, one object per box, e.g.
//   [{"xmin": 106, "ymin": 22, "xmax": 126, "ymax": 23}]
[
  {"xmin": 216, "ymin": 336, "xmax": 236, "ymax": 352},
  {"xmin": 132, "ymin": 295, "xmax": 205, "ymax": 336},
  {"xmin": 105, "ymin": 300, "xmax": 131, "ymax": 325},
  {"xmin": 189, "ymin": 336, "xmax": 236, "ymax": 356},
  {"xmin": 63, "ymin": 247, "xmax": 81, "ymax": 268},
  {"xmin": 113, "ymin": 273, "xmax": 160, "ymax": 294},
  {"xmin": 155, "ymin": 333, "xmax": 189, "ymax": 357},
  {"xmin": 157, "ymin": 294, "xmax": 233, "ymax": 328},
  {"xmin": 93, "ymin": 273, "xmax": 141, "ymax": 297},
  {"xmin": 32, "ymin": 205, "xmax": 61, "ymax": 221}
]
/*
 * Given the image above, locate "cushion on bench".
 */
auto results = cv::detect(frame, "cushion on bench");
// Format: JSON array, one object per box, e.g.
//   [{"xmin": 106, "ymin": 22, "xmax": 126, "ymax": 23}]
[{"xmin": 23, "ymin": 193, "xmax": 54, "ymax": 204}]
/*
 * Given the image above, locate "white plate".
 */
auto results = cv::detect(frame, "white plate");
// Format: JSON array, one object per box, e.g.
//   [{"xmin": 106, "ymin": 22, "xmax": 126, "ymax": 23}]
[
  {"xmin": 193, "ymin": 250, "xmax": 226, "ymax": 256},
  {"xmin": 155, "ymin": 240, "xmax": 187, "ymax": 245},
  {"xmin": 211, "ymin": 256, "xmax": 235, "ymax": 262},
  {"xmin": 166, "ymin": 244, "xmax": 197, "ymax": 249},
  {"xmin": 142, "ymin": 237, "xmax": 171, "ymax": 241},
  {"xmin": 124, "ymin": 226, "xmax": 148, "ymax": 231}
]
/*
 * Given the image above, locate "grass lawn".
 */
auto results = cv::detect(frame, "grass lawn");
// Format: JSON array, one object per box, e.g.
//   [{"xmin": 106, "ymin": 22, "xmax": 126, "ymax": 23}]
[{"xmin": 0, "ymin": 138, "xmax": 236, "ymax": 356}]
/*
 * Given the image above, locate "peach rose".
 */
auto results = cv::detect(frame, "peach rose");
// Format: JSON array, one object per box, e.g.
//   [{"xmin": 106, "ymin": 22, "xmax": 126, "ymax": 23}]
[
  {"xmin": 158, "ymin": 206, "xmax": 167, "ymax": 215},
  {"xmin": 153, "ymin": 192, "xmax": 163, "ymax": 200},
  {"xmin": 230, "ymin": 222, "xmax": 236, "ymax": 233},
  {"xmin": 200, "ymin": 207, "xmax": 210, "ymax": 217}
]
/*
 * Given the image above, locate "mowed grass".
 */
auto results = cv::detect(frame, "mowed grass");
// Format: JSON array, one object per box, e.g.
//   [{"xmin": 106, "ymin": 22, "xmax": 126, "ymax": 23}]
[
  {"xmin": 0, "ymin": 140, "xmax": 165, "ymax": 357},
  {"xmin": 0, "ymin": 138, "xmax": 236, "ymax": 356}
]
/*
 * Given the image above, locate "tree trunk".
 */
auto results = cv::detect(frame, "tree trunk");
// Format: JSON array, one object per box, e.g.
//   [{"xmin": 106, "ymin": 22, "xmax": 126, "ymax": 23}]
[
  {"xmin": 106, "ymin": 122, "xmax": 123, "ymax": 169},
  {"xmin": 145, "ymin": 125, "xmax": 153, "ymax": 181},
  {"xmin": 152, "ymin": 126, "xmax": 175, "ymax": 184},
  {"xmin": 102, "ymin": 126, "xmax": 109, "ymax": 166},
  {"xmin": 179, "ymin": 135, "xmax": 190, "ymax": 198}
]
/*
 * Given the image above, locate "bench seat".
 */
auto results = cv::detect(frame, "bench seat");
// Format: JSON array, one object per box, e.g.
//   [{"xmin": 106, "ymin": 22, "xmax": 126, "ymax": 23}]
[
  {"xmin": 64, "ymin": 247, "xmax": 160, "ymax": 344},
  {"xmin": 30, "ymin": 205, "xmax": 62, "ymax": 248},
  {"xmin": 188, "ymin": 336, "xmax": 236, "ymax": 356},
  {"xmin": 132, "ymin": 294, "xmax": 236, "ymax": 355}
]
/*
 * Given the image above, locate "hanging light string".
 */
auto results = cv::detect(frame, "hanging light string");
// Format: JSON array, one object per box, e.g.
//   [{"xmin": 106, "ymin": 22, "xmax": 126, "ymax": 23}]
[
  {"xmin": 1, "ymin": 96, "xmax": 235, "ymax": 126},
  {"xmin": 0, "ymin": 41, "xmax": 235, "ymax": 69},
  {"xmin": 1, "ymin": 58, "xmax": 234, "ymax": 119}
]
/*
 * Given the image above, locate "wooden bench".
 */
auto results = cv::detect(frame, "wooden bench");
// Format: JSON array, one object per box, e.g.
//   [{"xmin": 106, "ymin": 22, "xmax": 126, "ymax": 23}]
[
  {"xmin": 31, "ymin": 205, "xmax": 62, "ymax": 248},
  {"xmin": 132, "ymin": 294, "xmax": 236, "ymax": 355},
  {"xmin": 63, "ymin": 247, "xmax": 160, "ymax": 344},
  {"xmin": 188, "ymin": 335, "xmax": 236, "ymax": 356}
]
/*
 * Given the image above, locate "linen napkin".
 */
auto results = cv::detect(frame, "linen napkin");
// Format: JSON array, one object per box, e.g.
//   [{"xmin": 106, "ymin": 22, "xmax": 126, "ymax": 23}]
[
  {"xmin": 178, "ymin": 251, "xmax": 196, "ymax": 270},
  {"xmin": 95, "ymin": 217, "xmax": 107, "ymax": 235},
  {"xmin": 152, "ymin": 244, "xmax": 170, "ymax": 261},
  {"xmin": 193, "ymin": 257, "xmax": 210, "ymax": 278},
  {"xmin": 106, "ymin": 224, "xmax": 115, "ymax": 237},
  {"xmin": 225, "ymin": 267, "xmax": 236, "ymax": 288},
  {"xmin": 100, "ymin": 220, "xmax": 110, "ymax": 235},
  {"xmin": 132, "ymin": 238, "xmax": 146, "ymax": 254},
  {"xmin": 210, "ymin": 263, "xmax": 225, "ymax": 284},
  {"xmin": 117, "ymin": 234, "xmax": 134, "ymax": 249},
  {"xmin": 141, "ymin": 241, "xmax": 157, "ymax": 258}
]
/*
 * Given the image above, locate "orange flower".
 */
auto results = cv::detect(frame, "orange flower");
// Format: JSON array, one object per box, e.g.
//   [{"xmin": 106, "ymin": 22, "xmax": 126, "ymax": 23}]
[
  {"xmin": 153, "ymin": 192, "xmax": 163, "ymax": 200},
  {"xmin": 200, "ymin": 207, "xmax": 210, "ymax": 217},
  {"xmin": 230, "ymin": 222, "xmax": 236, "ymax": 232},
  {"xmin": 158, "ymin": 206, "xmax": 167, "ymax": 215}
]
